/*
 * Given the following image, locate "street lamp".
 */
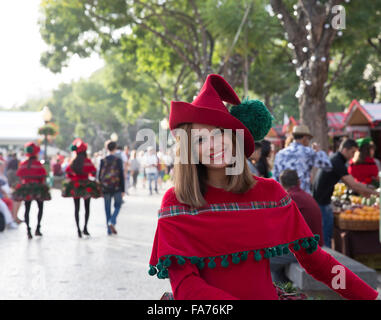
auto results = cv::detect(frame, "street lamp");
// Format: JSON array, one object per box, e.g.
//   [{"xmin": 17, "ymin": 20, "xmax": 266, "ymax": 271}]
[
  {"xmin": 42, "ymin": 106, "xmax": 52, "ymax": 164},
  {"xmin": 160, "ymin": 118, "xmax": 169, "ymax": 130},
  {"xmin": 42, "ymin": 106, "xmax": 52, "ymax": 123},
  {"xmin": 110, "ymin": 132, "xmax": 118, "ymax": 142}
]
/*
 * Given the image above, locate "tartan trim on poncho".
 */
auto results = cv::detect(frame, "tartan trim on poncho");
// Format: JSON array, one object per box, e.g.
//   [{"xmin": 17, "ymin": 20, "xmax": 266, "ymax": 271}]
[{"xmin": 158, "ymin": 194, "xmax": 292, "ymax": 219}]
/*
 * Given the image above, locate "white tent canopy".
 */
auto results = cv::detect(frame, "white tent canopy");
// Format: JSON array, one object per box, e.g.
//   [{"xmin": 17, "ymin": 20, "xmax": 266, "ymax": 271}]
[{"xmin": 0, "ymin": 111, "xmax": 44, "ymax": 145}]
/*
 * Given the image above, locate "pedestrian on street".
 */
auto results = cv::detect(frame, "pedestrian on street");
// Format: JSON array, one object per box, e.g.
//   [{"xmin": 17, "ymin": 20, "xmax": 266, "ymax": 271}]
[
  {"xmin": 144, "ymin": 147, "xmax": 159, "ymax": 195},
  {"xmin": 122, "ymin": 145, "xmax": 131, "ymax": 195},
  {"xmin": 12, "ymin": 142, "xmax": 51, "ymax": 239},
  {"xmin": 62, "ymin": 138, "xmax": 101, "ymax": 238},
  {"xmin": 148, "ymin": 74, "xmax": 380, "ymax": 300},
  {"xmin": 273, "ymin": 125, "xmax": 332, "ymax": 194},
  {"xmin": 128, "ymin": 150, "xmax": 140, "ymax": 190},
  {"xmin": 312, "ymin": 138, "xmax": 379, "ymax": 248},
  {"xmin": 98, "ymin": 140, "xmax": 125, "ymax": 235},
  {"xmin": 5, "ymin": 152, "xmax": 19, "ymax": 189}
]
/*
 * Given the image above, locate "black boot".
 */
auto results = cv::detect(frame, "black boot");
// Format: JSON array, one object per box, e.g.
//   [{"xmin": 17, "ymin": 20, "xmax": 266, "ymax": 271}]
[
  {"xmin": 35, "ymin": 226, "xmax": 43, "ymax": 237},
  {"xmin": 77, "ymin": 229, "xmax": 82, "ymax": 238},
  {"xmin": 83, "ymin": 227, "xmax": 90, "ymax": 236},
  {"xmin": 27, "ymin": 227, "xmax": 33, "ymax": 239}
]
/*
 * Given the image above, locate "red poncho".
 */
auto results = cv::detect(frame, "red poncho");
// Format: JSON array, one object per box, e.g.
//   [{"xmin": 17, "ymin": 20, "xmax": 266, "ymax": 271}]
[
  {"xmin": 16, "ymin": 159, "xmax": 46, "ymax": 184},
  {"xmin": 149, "ymin": 177, "xmax": 378, "ymax": 300}
]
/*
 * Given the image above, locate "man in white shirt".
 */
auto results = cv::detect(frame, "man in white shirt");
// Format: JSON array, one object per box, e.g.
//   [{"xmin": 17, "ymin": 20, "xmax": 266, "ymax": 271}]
[{"xmin": 144, "ymin": 147, "xmax": 159, "ymax": 195}]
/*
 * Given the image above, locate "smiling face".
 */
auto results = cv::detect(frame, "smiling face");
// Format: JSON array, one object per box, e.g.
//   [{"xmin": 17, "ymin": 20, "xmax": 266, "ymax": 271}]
[{"xmin": 191, "ymin": 123, "xmax": 234, "ymax": 169}]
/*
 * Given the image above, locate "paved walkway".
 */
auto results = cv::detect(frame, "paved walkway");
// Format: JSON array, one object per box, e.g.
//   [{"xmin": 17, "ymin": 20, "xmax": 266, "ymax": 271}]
[{"xmin": 0, "ymin": 182, "xmax": 172, "ymax": 300}]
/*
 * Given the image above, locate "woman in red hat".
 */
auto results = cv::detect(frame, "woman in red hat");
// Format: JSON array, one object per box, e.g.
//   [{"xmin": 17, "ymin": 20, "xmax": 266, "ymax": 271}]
[
  {"xmin": 148, "ymin": 74, "xmax": 380, "ymax": 300},
  {"xmin": 12, "ymin": 142, "xmax": 51, "ymax": 239},
  {"xmin": 62, "ymin": 138, "xmax": 101, "ymax": 237},
  {"xmin": 348, "ymin": 137, "xmax": 379, "ymax": 186}
]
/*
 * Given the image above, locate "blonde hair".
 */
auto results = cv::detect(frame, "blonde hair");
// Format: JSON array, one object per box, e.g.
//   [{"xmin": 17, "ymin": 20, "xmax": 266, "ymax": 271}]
[{"xmin": 173, "ymin": 123, "xmax": 255, "ymax": 208}]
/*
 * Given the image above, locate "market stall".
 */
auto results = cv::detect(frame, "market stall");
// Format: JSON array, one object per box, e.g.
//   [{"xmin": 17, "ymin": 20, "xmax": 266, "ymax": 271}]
[{"xmin": 331, "ymin": 182, "xmax": 381, "ymax": 269}]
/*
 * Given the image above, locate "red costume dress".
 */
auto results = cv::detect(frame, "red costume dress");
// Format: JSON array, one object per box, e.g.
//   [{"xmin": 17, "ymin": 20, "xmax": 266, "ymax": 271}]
[
  {"xmin": 62, "ymin": 158, "xmax": 101, "ymax": 199},
  {"xmin": 149, "ymin": 177, "xmax": 378, "ymax": 300},
  {"xmin": 348, "ymin": 157, "xmax": 379, "ymax": 185},
  {"xmin": 13, "ymin": 158, "xmax": 50, "ymax": 201}
]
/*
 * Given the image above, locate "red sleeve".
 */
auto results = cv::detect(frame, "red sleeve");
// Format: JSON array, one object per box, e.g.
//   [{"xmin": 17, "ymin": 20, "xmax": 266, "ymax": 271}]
[
  {"xmin": 65, "ymin": 165, "xmax": 73, "ymax": 179},
  {"xmin": 292, "ymin": 246, "xmax": 378, "ymax": 300},
  {"xmin": 168, "ymin": 261, "xmax": 238, "ymax": 300}
]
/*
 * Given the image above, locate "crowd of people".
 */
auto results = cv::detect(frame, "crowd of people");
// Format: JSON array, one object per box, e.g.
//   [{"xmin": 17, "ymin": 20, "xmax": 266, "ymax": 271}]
[{"xmin": 0, "ymin": 140, "xmax": 175, "ymax": 237}]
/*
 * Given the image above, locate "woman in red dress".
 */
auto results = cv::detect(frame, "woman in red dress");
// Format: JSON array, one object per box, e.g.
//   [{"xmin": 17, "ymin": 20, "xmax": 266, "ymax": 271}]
[
  {"xmin": 348, "ymin": 137, "xmax": 379, "ymax": 186},
  {"xmin": 148, "ymin": 74, "xmax": 380, "ymax": 300},
  {"xmin": 13, "ymin": 142, "xmax": 51, "ymax": 239},
  {"xmin": 62, "ymin": 138, "xmax": 101, "ymax": 237}
]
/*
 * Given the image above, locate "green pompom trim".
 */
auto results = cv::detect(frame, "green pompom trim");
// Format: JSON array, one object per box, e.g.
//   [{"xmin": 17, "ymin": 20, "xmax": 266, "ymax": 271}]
[
  {"xmin": 229, "ymin": 98, "xmax": 274, "ymax": 142},
  {"xmin": 254, "ymin": 250, "xmax": 262, "ymax": 261},
  {"xmin": 241, "ymin": 251, "xmax": 249, "ymax": 261},
  {"xmin": 149, "ymin": 235, "xmax": 319, "ymax": 279},
  {"xmin": 25, "ymin": 146, "xmax": 34, "ymax": 154},
  {"xmin": 177, "ymin": 256, "xmax": 186, "ymax": 265},
  {"xmin": 221, "ymin": 255, "xmax": 229, "ymax": 268},
  {"xmin": 163, "ymin": 257, "xmax": 172, "ymax": 267},
  {"xmin": 232, "ymin": 253, "xmax": 240, "ymax": 264},
  {"xmin": 208, "ymin": 257, "xmax": 216, "ymax": 269},
  {"xmin": 148, "ymin": 265, "xmax": 157, "ymax": 276}
]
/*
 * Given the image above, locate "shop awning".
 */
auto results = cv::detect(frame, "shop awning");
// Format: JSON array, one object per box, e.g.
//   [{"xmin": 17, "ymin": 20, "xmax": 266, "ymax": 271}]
[
  {"xmin": 327, "ymin": 112, "xmax": 347, "ymax": 136},
  {"xmin": 345, "ymin": 100, "xmax": 381, "ymax": 127}
]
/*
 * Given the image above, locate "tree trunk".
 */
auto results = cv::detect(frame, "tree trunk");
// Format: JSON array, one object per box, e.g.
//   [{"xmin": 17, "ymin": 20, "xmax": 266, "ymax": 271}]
[
  {"xmin": 299, "ymin": 59, "xmax": 330, "ymax": 151},
  {"xmin": 300, "ymin": 91, "xmax": 329, "ymax": 151}
]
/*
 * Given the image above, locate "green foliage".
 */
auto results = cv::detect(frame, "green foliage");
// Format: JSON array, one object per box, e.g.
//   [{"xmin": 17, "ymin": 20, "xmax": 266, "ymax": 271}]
[{"xmin": 37, "ymin": 0, "xmax": 380, "ymax": 138}]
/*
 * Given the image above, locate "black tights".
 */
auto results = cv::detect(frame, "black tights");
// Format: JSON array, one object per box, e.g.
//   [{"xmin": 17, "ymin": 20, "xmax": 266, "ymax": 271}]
[
  {"xmin": 24, "ymin": 200, "xmax": 44, "ymax": 231},
  {"xmin": 74, "ymin": 198, "xmax": 91, "ymax": 231}
]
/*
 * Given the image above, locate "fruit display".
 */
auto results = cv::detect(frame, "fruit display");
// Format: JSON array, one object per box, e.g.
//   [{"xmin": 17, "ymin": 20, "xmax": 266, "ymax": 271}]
[
  {"xmin": 332, "ymin": 184, "xmax": 380, "ymax": 210},
  {"xmin": 339, "ymin": 206, "xmax": 380, "ymax": 222},
  {"xmin": 332, "ymin": 183, "xmax": 347, "ymax": 198},
  {"xmin": 333, "ymin": 183, "xmax": 380, "ymax": 231}
]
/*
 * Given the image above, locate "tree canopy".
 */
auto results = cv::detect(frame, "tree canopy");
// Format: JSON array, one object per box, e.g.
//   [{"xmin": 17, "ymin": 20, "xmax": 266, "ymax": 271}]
[{"xmin": 35, "ymin": 0, "xmax": 381, "ymax": 150}]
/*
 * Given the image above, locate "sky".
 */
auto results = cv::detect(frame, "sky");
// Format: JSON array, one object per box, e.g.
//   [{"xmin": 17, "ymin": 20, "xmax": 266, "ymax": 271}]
[{"xmin": 0, "ymin": 0, "xmax": 104, "ymax": 108}]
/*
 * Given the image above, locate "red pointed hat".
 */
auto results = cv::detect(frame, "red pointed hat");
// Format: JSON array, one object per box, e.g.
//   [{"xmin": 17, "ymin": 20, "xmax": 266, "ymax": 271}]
[
  {"xmin": 70, "ymin": 138, "xmax": 88, "ymax": 153},
  {"xmin": 169, "ymin": 74, "xmax": 255, "ymax": 157},
  {"xmin": 24, "ymin": 142, "xmax": 40, "ymax": 157}
]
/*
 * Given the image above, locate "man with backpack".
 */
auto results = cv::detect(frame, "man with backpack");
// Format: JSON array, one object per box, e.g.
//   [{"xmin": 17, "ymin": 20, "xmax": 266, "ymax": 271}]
[{"xmin": 98, "ymin": 141, "xmax": 125, "ymax": 235}]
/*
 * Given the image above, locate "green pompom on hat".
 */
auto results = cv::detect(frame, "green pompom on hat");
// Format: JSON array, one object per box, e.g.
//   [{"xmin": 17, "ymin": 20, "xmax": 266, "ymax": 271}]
[
  {"xmin": 230, "ymin": 98, "xmax": 274, "ymax": 142},
  {"xmin": 25, "ymin": 145, "xmax": 34, "ymax": 154}
]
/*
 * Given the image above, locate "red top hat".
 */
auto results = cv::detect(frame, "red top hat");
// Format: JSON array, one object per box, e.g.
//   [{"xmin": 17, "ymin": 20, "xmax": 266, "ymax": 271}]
[
  {"xmin": 169, "ymin": 74, "xmax": 255, "ymax": 157},
  {"xmin": 70, "ymin": 138, "xmax": 88, "ymax": 153},
  {"xmin": 24, "ymin": 142, "xmax": 40, "ymax": 157}
]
